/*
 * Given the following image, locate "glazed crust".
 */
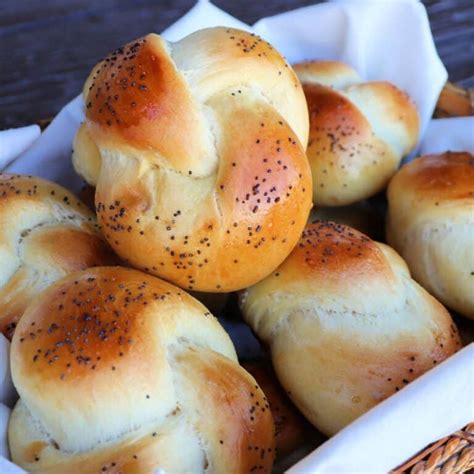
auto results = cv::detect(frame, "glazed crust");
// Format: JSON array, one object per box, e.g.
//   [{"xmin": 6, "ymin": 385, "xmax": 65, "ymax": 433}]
[
  {"xmin": 9, "ymin": 267, "xmax": 275, "ymax": 473},
  {"xmin": 0, "ymin": 174, "xmax": 115, "ymax": 338},
  {"xmin": 387, "ymin": 152, "xmax": 474, "ymax": 318},
  {"xmin": 240, "ymin": 221, "xmax": 461, "ymax": 436},
  {"xmin": 242, "ymin": 360, "xmax": 311, "ymax": 457},
  {"xmin": 73, "ymin": 28, "xmax": 312, "ymax": 292},
  {"xmin": 293, "ymin": 60, "xmax": 419, "ymax": 206}
]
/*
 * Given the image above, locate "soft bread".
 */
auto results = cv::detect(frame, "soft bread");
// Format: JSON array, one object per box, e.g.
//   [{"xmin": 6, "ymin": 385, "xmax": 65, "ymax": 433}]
[
  {"xmin": 0, "ymin": 174, "xmax": 115, "ymax": 338},
  {"xmin": 73, "ymin": 28, "xmax": 312, "ymax": 292},
  {"xmin": 387, "ymin": 152, "xmax": 474, "ymax": 319},
  {"xmin": 242, "ymin": 360, "xmax": 311, "ymax": 457},
  {"xmin": 293, "ymin": 61, "xmax": 419, "ymax": 206},
  {"xmin": 240, "ymin": 221, "xmax": 461, "ymax": 436},
  {"xmin": 9, "ymin": 266, "xmax": 275, "ymax": 473}
]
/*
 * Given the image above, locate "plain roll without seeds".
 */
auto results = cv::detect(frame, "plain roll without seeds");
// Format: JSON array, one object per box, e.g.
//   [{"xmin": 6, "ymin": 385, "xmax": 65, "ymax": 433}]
[
  {"xmin": 387, "ymin": 151, "xmax": 474, "ymax": 319},
  {"xmin": 240, "ymin": 220, "xmax": 461, "ymax": 436},
  {"xmin": 72, "ymin": 27, "xmax": 313, "ymax": 293},
  {"xmin": 0, "ymin": 174, "xmax": 116, "ymax": 339},
  {"xmin": 8, "ymin": 266, "xmax": 275, "ymax": 473}
]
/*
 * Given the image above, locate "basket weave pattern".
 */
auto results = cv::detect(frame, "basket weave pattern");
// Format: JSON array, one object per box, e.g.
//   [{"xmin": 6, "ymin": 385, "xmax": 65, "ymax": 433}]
[{"xmin": 392, "ymin": 423, "xmax": 474, "ymax": 473}]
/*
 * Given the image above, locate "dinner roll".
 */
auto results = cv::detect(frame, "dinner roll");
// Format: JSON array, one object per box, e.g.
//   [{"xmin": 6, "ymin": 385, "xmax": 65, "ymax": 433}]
[
  {"xmin": 9, "ymin": 267, "xmax": 275, "ymax": 473},
  {"xmin": 0, "ymin": 174, "xmax": 115, "ymax": 339},
  {"xmin": 293, "ymin": 61, "xmax": 419, "ymax": 206},
  {"xmin": 387, "ymin": 152, "xmax": 474, "ymax": 319},
  {"xmin": 242, "ymin": 359, "xmax": 312, "ymax": 457},
  {"xmin": 240, "ymin": 221, "xmax": 461, "ymax": 436},
  {"xmin": 73, "ymin": 27, "xmax": 312, "ymax": 293}
]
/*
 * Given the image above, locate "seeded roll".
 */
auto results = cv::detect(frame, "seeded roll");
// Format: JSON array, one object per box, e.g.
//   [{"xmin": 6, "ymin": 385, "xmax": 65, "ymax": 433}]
[
  {"xmin": 240, "ymin": 221, "xmax": 461, "ymax": 436},
  {"xmin": 73, "ymin": 27, "xmax": 312, "ymax": 293},
  {"xmin": 9, "ymin": 267, "xmax": 275, "ymax": 473},
  {"xmin": 242, "ymin": 360, "xmax": 312, "ymax": 457},
  {"xmin": 0, "ymin": 174, "xmax": 115, "ymax": 338},
  {"xmin": 387, "ymin": 152, "xmax": 474, "ymax": 319},
  {"xmin": 293, "ymin": 61, "xmax": 419, "ymax": 206}
]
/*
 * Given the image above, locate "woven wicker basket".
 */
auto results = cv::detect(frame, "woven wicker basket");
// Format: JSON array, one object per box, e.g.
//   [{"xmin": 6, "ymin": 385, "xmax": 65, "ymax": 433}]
[
  {"xmin": 34, "ymin": 81, "xmax": 474, "ymax": 473},
  {"xmin": 390, "ymin": 81, "xmax": 474, "ymax": 473}
]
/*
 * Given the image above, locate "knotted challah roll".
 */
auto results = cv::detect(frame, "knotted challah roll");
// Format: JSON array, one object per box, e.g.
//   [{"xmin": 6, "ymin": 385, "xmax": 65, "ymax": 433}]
[
  {"xmin": 242, "ymin": 359, "xmax": 312, "ymax": 457},
  {"xmin": 387, "ymin": 152, "xmax": 474, "ymax": 319},
  {"xmin": 73, "ymin": 27, "xmax": 312, "ymax": 293},
  {"xmin": 240, "ymin": 221, "xmax": 461, "ymax": 436},
  {"xmin": 293, "ymin": 61, "xmax": 419, "ymax": 206},
  {"xmin": 0, "ymin": 174, "xmax": 115, "ymax": 339},
  {"xmin": 9, "ymin": 266, "xmax": 275, "ymax": 473}
]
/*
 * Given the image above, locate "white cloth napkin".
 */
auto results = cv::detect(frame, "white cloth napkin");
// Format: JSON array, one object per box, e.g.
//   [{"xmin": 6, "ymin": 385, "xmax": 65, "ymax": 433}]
[
  {"xmin": 162, "ymin": 0, "xmax": 250, "ymax": 41},
  {"xmin": 0, "ymin": 335, "xmax": 23, "ymax": 474},
  {"xmin": 288, "ymin": 343, "xmax": 474, "ymax": 473},
  {"xmin": 0, "ymin": 336, "xmax": 16, "ymax": 409},
  {"xmin": 1, "ymin": 1, "xmax": 473, "ymax": 473},
  {"xmin": 0, "ymin": 404, "xmax": 11, "ymax": 461},
  {"xmin": 0, "ymin": 125, "xmax": 40, "ymax": 170},
  {"xmin": 5, "ymin": 96, "xmax": 84, "ymax": 189},
  {"xmin": 420, "ymin": 117, "xmax": 474, "ymax": 155}
]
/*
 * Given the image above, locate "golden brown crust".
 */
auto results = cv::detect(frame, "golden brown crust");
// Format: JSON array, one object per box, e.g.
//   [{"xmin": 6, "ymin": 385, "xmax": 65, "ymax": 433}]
[
  {"xmin": 294, "ymin": 60, "xmax": 419, "ymax": 206},
  {"xmin": 85, "ymin": 34, "xmax": 211, "ymax": 175},
  {"xmin": 74, "ymin": 28, "xmax": 312, "ymax": 292},
  {"xmin": 240, "ymin": 221, "xmax": 461, "ymax": 436},
  {"xmin": 293, "ymin": 61, "xmax": 360, "ymax": 88},
  {"xmin": 387, "ymin": 152, "xmax": 474, "ymax": 318},
  {"xmin": 9, "ymin": 267, "xmax": 275, "ymax": 473},
  {"xmin": 389, "ymin": 152, "xmax": 474, "ymax": 202},
  {"xmin": 304, "ymin": 83, "xmax": 397, "ymax": 205},
  {"xmin": 0, "ymin": 174, "xmax": 116, "ymax": 339},
  {"xmin": 176, "ymin": 350, "xmax": 275, "ymax": 473},
  {"xmin": 242, "ymin": 360, "xmax": 311, "ymax": 457}
]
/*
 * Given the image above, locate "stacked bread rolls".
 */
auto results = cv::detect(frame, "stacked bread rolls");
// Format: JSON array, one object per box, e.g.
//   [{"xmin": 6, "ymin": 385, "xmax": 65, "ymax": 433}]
[
  {"xmin": 0, "ymin": 174, "xmax": 115, "ymax": 338},
  {"xmin": 387, "ymin": 152, "xmax": 474, "ymax": 319},
  {"xmin": 294, "ymin": 61, "xmax": 419, "ymax": 206},
  {"xmin": 4, "ymin": 24, "xmax": 469, "ymax": 474},
  {"xmin": 9, "ymin": 267, "xmax": 275, "ymax": 473},
  {"xmin": 240, "ymin": 221, "xmax": 461, "ymax": 435},
  {"xmin": 72, "ymin": 28, "xmax": 312, "ymax": 293}
]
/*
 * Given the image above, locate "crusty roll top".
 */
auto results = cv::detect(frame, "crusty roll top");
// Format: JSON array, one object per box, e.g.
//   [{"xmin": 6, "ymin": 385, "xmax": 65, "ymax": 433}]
[
  {"xmin": 0, "ymin": 174, "xmax": 115, "ymax": 338},
  {"xmin": 73, "ymin": 28, "xmax": 312, "ymax": 292},
  {"xmin": 241, "ymin": 221, "xmax": 460, "ymax": 435},
  {"xmin": 387, "ymin": 152, "xmax": 474, "ymax": 318},
  {"xmin": 293, "ymin": 60, "xmax": 419, "ymax": 206},
  {"xmin": 9, "ymin": 267, "xmax": 275, "ymax": 473},
  {"xmin": 388, "ymin": 152, "xmax": 474, "ymax": 216},
  {"xmin": 241, "ymin": 221, "xmax": 453, "ymax": 343}
]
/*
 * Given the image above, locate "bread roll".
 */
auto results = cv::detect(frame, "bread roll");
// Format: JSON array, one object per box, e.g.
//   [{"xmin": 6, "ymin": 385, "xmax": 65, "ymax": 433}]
[
  {"xmin": 73, "ymin": 27, "xmax": 312, "ymax": 293},
  {"xmin": 9, "ymin": 267, "xmax": 275, "ymax": 473},
  {"xmin": 293, "ymin": 61, "xmax": 419, "ymax": 206},
  {"xmin": 387, "ymin": 152, "xmax": 474, "ymax": 319},
  {"xmin": 0, "ymin": 174, "xmax": 115, "ymax": 339},
  {"xmin": 240, "ymin": 221, "xmax": 461, "ymax": 436},
  {"xmin": 242, "ymin": 359, "xmax": 312, "ymax": 457}
]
